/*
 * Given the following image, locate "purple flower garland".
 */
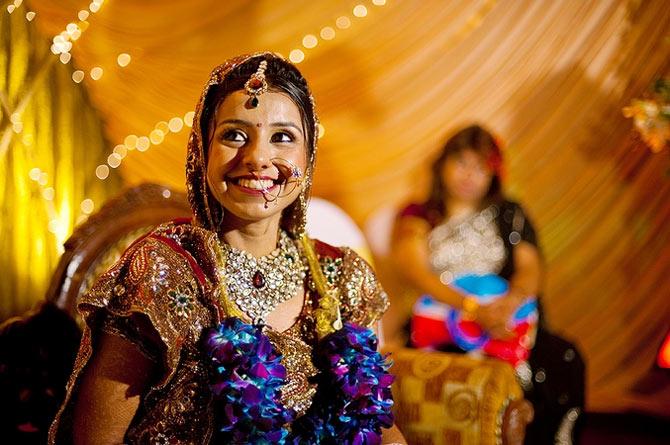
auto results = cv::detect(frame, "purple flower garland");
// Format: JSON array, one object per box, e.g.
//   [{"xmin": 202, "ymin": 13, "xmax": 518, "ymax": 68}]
[{"xmin": 203, "ymin": 318, "xmax": 394, "ymax": 444}]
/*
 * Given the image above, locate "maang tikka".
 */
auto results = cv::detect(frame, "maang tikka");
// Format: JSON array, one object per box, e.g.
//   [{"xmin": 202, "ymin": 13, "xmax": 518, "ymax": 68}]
[{"xmin": 244, "ymin": 60, "xmax": 268, "ymax": 108}]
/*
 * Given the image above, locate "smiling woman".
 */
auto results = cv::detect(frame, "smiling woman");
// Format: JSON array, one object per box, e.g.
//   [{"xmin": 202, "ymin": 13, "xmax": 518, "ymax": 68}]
[
  {"xmin": 205, "ymin": 90, "xmax": 307, "ymax": 238},
  {"xmin": 47, "ymin": 53, "xmax": 405, "ymax": 444}
]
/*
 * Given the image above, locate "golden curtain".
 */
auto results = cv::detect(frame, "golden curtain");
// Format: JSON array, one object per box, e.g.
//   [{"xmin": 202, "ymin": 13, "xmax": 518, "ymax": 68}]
[
  {"xmin": 0, "ymin": 5, "xmax": 119, "ymax": 318},
  {"xmin": 18, "ymin": 0, "xmax": 670, "ymax": 415}
]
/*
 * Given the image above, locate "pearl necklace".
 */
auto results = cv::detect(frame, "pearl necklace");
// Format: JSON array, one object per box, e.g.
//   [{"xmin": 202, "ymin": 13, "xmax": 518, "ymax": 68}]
[{"xmin": 219, "ymin": 231, "xmax": 306, "ymax": 325}]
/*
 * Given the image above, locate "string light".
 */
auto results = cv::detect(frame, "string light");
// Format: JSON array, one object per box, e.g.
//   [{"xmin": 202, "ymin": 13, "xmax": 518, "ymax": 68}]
[
  {"xmin": 6, "ymin": 0, "xmax": 22, "ymax": 14},
  {"xmin": 10, "ymin": 112, "xmax": 23, "ymax": 133},
  {"xmin": 72, "ymin": 70, "xmax": 85, "ymax": 83},
  {"xmin": 117, "ymin": 53, "xmax": 131, "ymax": 67},
  {"xmin": 47, "ymin": 220, "xmax": 60, "ymax": 234},
  {"xmin": 29, "ymin": 167, "xmax": 41, "ymax": 181},
  {"xmin": 112, "ymin": 144, "xmax": 127, "ymax": 158},
  {"xmin": 353, "ymin": 5, "xmax": 368, "ymax": 18},
  {"xmin": 5, "ymin": 1, "xmax": 35, "ymax": 33},
  {"xmin": 289, "ymin": 49, "xmax": 305, "ymax": 63},
  {"xmin": 136, "ymin": 136, "xmax": 150, "ymax": 151},
  {"xmin": 49, "ymin": 0, "xmax": 105, "ymax": 77},
  {"xmin": 124, "ymin": 134, "xmax": 138, "ymax": 149},
  {"xmin": 95, "ymin": 164, "xmax": 110, "ymax": 179},
  {"xmin": 80, "ymin": 198, "xmax": 95, "ymax": 214},
  {"xmin": 104, "ymin": 1, "xmax": 384, "ymax": 182},
  {"xmin": 38, "ymin": 0, "xmax": 393, "ymax": 250},
  {"xmin": 107, "ymin": 153, "xmax": 122, "ymax": 168},
  {"xmin": 156, "ymin": 121, "xmax": 170, "ymax": 133},
  {"xmin": 149, "ymin": 129, "xmax": 165, "ymax": 144},
  {"xmin": 42, "ymin": 187, "xmax": 55, "ymax": 201},
  {"xmin": 302, "ymin": 34, "xmax": 318, "ymax": 49},
  {"xmin": 90, "ymin": 66, "xmax": 103, "ymax": 80},
  {"xmin": 168, "ymin": 117, "xmax": 184, "ymax": 133},
  {"xmin": 320, "ymin": 27, "xmax": 336, "ymax": 40},
  {"xmin": 92, "ymin": 113, "xmax": 193, "ymax": 184},
  {"xmin": 184, "ymin": 111, "xmax": 195, "ymax": 127},
  {"xmin": 336, "ymin": 16, "xmax": 351, "ymax": 29}
]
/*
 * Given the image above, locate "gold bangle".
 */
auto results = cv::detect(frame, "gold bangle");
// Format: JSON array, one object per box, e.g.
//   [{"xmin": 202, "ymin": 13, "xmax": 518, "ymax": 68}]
[{"xmin": 462, "ymin": 296, "xmax": 479, "ymax": 319}]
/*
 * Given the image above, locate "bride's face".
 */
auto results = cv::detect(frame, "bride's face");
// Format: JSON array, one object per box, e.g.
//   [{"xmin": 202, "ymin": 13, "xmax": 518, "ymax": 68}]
[{"xmin": 206, "ymin": 90, "xmax": 307, "ymax": 225}]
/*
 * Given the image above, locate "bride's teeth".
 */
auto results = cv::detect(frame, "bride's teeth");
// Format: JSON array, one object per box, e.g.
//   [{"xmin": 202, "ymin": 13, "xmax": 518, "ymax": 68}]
[{"xmin": 237, "ymin": 178, "xmax": 274, "ymax": 190}]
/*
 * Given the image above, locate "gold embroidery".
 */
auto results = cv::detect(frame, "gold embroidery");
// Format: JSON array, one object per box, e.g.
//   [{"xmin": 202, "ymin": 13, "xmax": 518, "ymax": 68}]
[
  {"xmin": 167, "ymin": 286, "xmax": 196, "ymax": 318},
  {"xmin": 266, "ymin": 324, "xmax": 318, "ymax": 418},
  {"xmin": 336, "ymin": 248, "xmax": 390, "ymax": 328}
]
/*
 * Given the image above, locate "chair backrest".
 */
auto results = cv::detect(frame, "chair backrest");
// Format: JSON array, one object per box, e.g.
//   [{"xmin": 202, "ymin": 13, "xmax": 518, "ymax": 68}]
[
  {"xmin": 45, "ymin": 183, "xmax": 191, "ymax": 321},
  {"xmin": 306, "ymin": 197, "xmax": 374, "ymax": 265},
  {"xmin": 363, "ymin": 204, "xmax": 398, "ymax": 259}
]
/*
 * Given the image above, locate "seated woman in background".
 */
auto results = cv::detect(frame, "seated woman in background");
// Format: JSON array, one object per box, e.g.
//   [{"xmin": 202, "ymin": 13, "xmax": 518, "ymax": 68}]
[{"xmin": 391, "ymin": 124, "xmax": 584, "ymax": 444}]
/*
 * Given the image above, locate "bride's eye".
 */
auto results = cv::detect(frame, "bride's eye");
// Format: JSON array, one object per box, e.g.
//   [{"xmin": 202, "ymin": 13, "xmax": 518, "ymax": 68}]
[
  {"xmin": 270, "ymin": 131, "xmax": 294, "ymax": 143},
  {"xmin": 221, "ymin": 129, "xmax": 247, "ymax": 144}
]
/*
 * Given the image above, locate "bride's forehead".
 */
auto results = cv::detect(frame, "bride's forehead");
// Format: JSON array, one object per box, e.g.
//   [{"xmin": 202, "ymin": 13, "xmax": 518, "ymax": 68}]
[{"xmin": 214, "ymin": 90, "xmax": 301, "ymax": 120}]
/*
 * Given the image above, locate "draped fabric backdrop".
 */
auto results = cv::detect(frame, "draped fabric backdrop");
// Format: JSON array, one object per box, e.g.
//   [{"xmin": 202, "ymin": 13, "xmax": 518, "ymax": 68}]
[
  {"xmin": 0, "ymin": 6, "xmax": 118, "ymax": 318},
  {"xmin": 5, "ymin": 0, "xmax": 670, "ymax": 415}
]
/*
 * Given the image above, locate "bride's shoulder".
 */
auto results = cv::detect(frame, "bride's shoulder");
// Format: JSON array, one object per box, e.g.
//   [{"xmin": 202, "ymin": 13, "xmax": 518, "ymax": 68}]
[{"xmin": 310, "ymin": 238, "xmax": 389, "ymax": 328}]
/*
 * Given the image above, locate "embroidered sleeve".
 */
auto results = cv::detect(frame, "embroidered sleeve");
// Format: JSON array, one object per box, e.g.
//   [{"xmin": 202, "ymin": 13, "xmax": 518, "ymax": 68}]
[
  {"xmin": 80, "ymin": 236, "xmax": 207, "ymax": 388},
  {"xmin": 99, "ymin": 313, "xmax": 162, "ymax": 362},
  {"xmin": 335, "ymin": 248, "xmax": 390, "ymax": 328}
]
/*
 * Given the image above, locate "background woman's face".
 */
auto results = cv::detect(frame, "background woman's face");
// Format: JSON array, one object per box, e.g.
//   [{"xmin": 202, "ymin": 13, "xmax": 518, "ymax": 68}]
[
  {"xmin": 441, "ymin": 148, "xmax": 493, "ymax": 204},
  {"xmin": 206, "ymin": 90, "xmax": 307, "ymax": 223}
]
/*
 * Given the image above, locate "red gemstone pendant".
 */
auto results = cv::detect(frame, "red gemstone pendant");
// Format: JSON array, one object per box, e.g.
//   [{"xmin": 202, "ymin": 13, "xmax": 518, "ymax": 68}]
[{"xmin": 252, "ymin": 270, "xmax": 265, "ymax": 289}]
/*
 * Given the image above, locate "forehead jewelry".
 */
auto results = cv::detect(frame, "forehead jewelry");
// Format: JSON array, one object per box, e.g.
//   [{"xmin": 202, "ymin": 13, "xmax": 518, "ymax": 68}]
[{"xmin": 244, "ymin": 60, "xmax": 268, "ymax": 108}]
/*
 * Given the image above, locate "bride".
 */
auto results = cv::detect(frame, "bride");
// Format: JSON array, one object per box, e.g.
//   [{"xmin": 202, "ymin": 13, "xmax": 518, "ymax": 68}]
[{"xmin": 49, "ymin": 53, "xmax": 405, "ymax": 444}]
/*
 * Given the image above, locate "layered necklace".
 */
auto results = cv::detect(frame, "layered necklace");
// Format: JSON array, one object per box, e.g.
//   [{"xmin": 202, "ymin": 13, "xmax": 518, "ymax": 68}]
[{"xmin": 220, "ymin": 230, "xmax": 306, "ymax": 325}]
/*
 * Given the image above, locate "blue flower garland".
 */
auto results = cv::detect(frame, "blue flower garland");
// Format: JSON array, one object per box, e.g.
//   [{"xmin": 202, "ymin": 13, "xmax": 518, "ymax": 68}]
[
  {"xmin": 202, "ymin": 318, "xmax": 394, "ymax": 444},
  {"xmin": 203, "ymin": 318, "xmax": 294, "ymax": 443}
]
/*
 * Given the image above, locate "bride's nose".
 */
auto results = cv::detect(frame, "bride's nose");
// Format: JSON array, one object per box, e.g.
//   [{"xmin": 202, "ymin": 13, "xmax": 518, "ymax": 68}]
[{"xmin": 242, "ymin": 137, "xmax": 272, "ymax": 172}]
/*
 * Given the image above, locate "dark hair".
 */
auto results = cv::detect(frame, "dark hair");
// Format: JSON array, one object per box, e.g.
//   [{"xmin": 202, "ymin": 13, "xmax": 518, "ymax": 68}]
[
  {"xmin": 200, "ymin": 55, "xmax": 316, "ymax": 165},
  {"xmin": 424, "ymin": 124, "xmax": 503, "ymax": 224}
]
